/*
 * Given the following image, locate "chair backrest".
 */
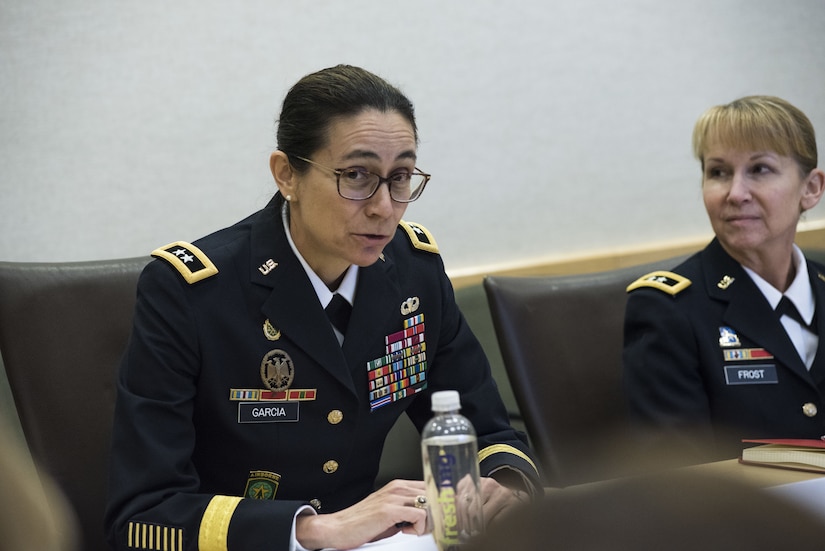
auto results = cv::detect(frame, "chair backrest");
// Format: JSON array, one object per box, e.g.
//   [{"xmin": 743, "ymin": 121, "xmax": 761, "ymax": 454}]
[
  {"xmin": 483, "ymin": 255, "xmax": 690, "ymax": 487},
  {"xmin": 0, "ymin": 257, "xmax": 150, "ymax": 551}
]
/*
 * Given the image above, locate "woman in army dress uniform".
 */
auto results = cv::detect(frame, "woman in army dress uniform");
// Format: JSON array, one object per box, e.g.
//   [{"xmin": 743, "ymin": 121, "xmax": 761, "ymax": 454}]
[
  {"xmin": 105, "ymin": 65, "xmax": 540, "ymax": 551},
  {"xmin": 623, "ymin": 96, "xmax": 825, "ymax": 462}
]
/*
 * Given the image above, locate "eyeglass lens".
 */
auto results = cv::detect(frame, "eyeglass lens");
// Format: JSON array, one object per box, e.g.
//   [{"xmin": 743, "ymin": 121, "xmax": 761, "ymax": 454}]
[{"xmin": 337, "ymin": 169, "xmax": 427, "ymax": 202}]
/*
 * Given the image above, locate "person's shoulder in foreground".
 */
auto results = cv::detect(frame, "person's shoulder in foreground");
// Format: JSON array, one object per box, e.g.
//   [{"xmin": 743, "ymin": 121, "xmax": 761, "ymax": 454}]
[{"xmin": 468, "ymin": 469, "xmax": 825, "ymax": 551}]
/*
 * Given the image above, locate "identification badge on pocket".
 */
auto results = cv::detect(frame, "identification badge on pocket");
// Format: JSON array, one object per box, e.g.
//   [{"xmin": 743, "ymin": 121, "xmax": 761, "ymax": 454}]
[{"xmin": 724, "ymin": 364, "xmax": 778, "ymax": 385}]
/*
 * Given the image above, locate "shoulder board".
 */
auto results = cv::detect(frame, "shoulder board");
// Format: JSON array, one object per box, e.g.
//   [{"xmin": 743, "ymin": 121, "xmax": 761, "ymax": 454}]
[
  {"xmin": 151, "ymin": 241, "xmax": 218, "ymax": 284},
  {"xmin": 398, "ymin": 220, "xmax": 439, "ymax": 254},
  {"xmin": 626, "ymin": 270, "xmax": 691, "ymax": 296}
]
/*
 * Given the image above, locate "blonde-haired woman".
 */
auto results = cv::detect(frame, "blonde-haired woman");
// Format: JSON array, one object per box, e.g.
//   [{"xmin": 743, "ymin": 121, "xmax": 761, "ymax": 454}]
[{"xmin": 624, "ymin": 96, "xmax": 825, "ymax": 462}]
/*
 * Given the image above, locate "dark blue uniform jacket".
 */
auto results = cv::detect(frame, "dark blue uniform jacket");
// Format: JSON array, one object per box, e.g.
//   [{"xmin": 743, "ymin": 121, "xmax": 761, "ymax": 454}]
[
  {"xmin": 105, "ymin": 197, "xmax": 539, "ymax": 551},
  {"xmin": 624, "ymin": 238, "xmax": 825, "ymax": 461}
]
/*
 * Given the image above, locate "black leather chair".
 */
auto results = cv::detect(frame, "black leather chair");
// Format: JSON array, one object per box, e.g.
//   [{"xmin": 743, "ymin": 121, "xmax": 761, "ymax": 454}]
[
  {"xmin": 0, "ymin": 257, "xmax": 150, "ymax": 551},
  {"xmin": 0, "ymin": 255, "xmax": 442, "ymax": 547},
  {"xmin": 483, "ymin": 255, "xmax": 691, "ymax": 487}
]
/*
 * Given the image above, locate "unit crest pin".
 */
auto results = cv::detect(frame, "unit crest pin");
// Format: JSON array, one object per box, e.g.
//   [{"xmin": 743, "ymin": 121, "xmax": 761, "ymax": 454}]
[
  {"xmin": 718, "ymin": 326, "xmax": 741, "ymax": 348},
  {"xmin": 263, "ymin": 319, "xmax": 281, "ymax": 341}
]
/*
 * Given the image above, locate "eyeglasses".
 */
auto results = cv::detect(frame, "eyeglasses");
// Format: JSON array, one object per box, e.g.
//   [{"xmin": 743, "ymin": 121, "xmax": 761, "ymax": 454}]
[{"xmin": 294, "ymin": 156, "xmax": 430, "ymax": 203}]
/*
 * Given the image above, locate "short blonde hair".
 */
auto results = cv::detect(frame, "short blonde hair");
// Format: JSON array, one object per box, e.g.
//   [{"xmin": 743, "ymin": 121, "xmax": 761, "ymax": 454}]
[{"xmin": 692, "ymin": 95, "xmax": 818, "ymax": 174}]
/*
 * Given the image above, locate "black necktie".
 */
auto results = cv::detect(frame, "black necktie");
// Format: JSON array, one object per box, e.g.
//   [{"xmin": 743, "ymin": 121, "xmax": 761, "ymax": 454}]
[
  {"xmin": 775, "ymin": 296, "xmax": 813, "ymax": 329},
  {"xmin": 325, "ymin": 293, "xmax": 352, "ymax": 336}
]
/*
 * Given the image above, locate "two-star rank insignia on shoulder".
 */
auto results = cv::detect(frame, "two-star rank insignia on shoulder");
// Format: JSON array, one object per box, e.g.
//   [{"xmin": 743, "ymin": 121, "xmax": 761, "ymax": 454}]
[
  {"xmin": 399, "ymin": 220, "xmax": 439, "ymax": 254},
  {"xmin": 151, "ymin": 241, "xmax": 218, "ymax": 284},
  {"xmin": 626, "ymin": 270, "xmax": 691, "ymax": 296}
]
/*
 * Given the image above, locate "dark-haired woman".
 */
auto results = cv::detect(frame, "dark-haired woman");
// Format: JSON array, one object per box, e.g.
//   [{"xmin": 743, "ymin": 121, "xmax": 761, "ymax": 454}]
[{"xmin": 105, "ymin": 65, "xmax": 540, "ymax": 551}]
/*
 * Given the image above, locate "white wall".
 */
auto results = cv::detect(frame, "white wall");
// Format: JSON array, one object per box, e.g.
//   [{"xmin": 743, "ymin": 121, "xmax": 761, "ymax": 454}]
[{"xmin": 2, "ymin": 0, "xmax": 824, "ymax": 272}]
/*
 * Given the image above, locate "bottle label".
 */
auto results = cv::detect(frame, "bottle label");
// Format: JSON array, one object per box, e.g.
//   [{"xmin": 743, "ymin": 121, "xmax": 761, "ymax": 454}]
[
  {"xmin": 435, "ymin": 450, "xmax": 460, "ymax": 547},
  {"xmin": 424, "ymin": 442, "xmax": 483, "ymax": 550}
]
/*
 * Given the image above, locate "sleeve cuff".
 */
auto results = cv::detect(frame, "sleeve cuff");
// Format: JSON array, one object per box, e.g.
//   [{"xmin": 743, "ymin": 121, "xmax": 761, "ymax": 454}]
[{"xmin": 290, "ymin": 505, "xmax": 317, "ymax": 551}]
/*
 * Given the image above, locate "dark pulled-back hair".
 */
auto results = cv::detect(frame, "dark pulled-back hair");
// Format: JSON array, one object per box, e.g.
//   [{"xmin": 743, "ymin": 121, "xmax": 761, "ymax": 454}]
[{"xmin": 276, "ymin": 65, "xmax": 417, "ymax": 172}]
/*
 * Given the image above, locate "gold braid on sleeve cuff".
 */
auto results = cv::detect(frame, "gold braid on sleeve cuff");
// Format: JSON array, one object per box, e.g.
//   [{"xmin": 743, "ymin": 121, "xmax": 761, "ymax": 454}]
[
  {"xmin": 478, "ymin": 444, "xmax": 542, "ymax": 496},
  {"xmin": 199, "ymin": 495, "xmax": 242, "ymax": 551}
]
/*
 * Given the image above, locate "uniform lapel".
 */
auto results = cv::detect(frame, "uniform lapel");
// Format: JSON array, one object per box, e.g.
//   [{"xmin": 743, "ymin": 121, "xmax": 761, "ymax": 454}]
[
  {"xmin": 806, "ymin": 262, "xmax": 825, "ymax": 383},
  {"xmin": 704, "ymin": 240, "xmax": 812, "ymax": 384},
  {"xmin": 342, "ymin": 254, "xmax": 399, "ymax": 367},
  {"xmin": 250, "ymin": 206, "xmax": 355, "ymax": 395}
]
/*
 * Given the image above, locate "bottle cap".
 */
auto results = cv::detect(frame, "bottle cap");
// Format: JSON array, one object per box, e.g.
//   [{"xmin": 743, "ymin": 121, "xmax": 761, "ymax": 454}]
[{"xmin": 431, "ymin": 390, "xmax": 461, "ymax": 412}]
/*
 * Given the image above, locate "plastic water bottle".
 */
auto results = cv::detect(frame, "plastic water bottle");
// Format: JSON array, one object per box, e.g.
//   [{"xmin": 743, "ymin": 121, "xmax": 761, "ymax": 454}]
[{"xmin": 421, "ymin": 390, "xmax": 483, "ymax": 550}]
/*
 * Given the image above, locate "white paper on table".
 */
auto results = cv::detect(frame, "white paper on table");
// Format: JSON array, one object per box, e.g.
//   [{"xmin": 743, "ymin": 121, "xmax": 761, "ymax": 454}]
[
  {"xmin": 767, "ymin": 476, "xmax": 825, "ymax": 521},
  {"xmin": 324, "ymin": 532, "xmax": 438, "ymax": 551}
]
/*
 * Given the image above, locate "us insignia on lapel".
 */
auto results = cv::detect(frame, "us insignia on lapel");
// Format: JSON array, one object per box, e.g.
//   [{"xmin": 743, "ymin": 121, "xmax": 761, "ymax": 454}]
[{"xmin": 258, "ymin": 258, "xmax": 278, "ymax": 275}]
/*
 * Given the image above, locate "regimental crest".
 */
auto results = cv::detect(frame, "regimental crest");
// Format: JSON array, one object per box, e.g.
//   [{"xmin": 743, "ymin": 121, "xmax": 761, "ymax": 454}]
[
  {"xmin": 718, "ymin": 326, "xmax": 741, "ymax": 348},
  {"xmin": 260, "ymin": 349, "xmax": 294, "ymax": 391},
  {"xmin": 263, "ymin": 319, "xmax": 281, "ymax": 341},
  {"xmin": 244, "ymin": 470, "xmax": 281, "ymax": 500},
  {"xmin": 626, "ymin": 271, "xmax": 691, "ymax": 296}
]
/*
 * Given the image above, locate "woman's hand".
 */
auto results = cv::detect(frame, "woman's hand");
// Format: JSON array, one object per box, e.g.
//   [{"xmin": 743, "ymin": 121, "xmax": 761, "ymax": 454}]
[
  {"xmin": 295, "ymin": 479, "xmax": 429, "ymax": 550},
  {"xmin": 479, "ymin": 476, "xmax": 531, "ymax": 526}
]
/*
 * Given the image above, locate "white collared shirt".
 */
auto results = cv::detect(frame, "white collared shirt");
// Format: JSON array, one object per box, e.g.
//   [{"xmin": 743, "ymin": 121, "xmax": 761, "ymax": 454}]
[
  {"xmin": 743, "ymin": 245, "xmax": 819, "ymax": 369},
  {"xmin": 281, "ymin": 204, "xmax": 358, "ymax": 344},
  {"xmin": 281, "ymin": 204, "xmax": 359, "ymax": 551},
  {"xmin": 281, "ymin": 205, "xmax": 358, "ymax": 551}
]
